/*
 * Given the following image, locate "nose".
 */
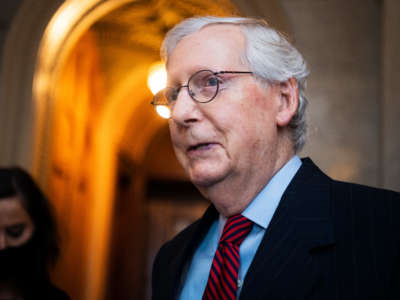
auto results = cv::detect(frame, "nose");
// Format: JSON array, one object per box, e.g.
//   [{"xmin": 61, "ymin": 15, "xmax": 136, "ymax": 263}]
[{"xmin": 170, "ymin": 86, "xmax": 202, "ymax": 126}]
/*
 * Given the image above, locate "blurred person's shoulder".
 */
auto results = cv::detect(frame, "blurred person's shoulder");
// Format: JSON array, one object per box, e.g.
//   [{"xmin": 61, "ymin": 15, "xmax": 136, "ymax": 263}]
[{"xmin": 46, "ymin": 283, "xmax": 71, "ymax": 300}]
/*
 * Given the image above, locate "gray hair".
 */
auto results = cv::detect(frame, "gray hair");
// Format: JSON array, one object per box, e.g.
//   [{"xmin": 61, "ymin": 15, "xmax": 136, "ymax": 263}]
[{"xmin": 161, "ymin": 16, "xmax": 309, "ymax": 152}]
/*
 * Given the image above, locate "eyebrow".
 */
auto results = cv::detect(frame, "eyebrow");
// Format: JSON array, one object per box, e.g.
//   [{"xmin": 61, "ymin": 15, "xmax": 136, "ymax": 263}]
[{"xmin": 167, "ymin": 66, "xmax": 217, "ymax": 85}]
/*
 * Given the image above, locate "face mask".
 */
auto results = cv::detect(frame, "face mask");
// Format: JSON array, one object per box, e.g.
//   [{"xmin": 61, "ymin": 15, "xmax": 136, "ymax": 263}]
[{"xmin": 0, "ymin": 239, "xmax": 41, "ymax": 291}]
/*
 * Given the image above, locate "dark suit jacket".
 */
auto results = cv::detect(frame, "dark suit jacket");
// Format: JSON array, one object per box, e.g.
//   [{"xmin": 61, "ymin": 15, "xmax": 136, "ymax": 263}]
[{"xmin": 152, "ymin": 158, "xmax": 400, "ymax": 299}]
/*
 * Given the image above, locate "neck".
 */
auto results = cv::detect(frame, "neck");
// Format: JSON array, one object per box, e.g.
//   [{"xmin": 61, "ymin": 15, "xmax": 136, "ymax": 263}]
[{"xmin": 197, "ymin": 141, "xmax": 295, "ymax": 217}]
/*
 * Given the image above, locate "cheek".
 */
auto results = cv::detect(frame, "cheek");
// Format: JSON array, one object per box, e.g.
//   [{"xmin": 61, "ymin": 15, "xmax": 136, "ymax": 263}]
[
  {"xmin": 168, "ymin": 125, "xmax": 188, "ymax": 163},
  {"xmin": 168, "ymin": 123, "xmax": 180, "ymax": 147},
  {"xmin": 228, "ymin": 92, "xmax": 278, "ymax": 155}
]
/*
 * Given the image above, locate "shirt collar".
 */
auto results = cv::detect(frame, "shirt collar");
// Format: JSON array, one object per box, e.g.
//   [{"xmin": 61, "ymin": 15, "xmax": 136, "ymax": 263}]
[
  {"xmin": 242, "ymin": 155, "xmax": 302, "ymax": 229},
  {"xmin": 217, "ymin": 155, "xmax": 302, "ymax": 234}
]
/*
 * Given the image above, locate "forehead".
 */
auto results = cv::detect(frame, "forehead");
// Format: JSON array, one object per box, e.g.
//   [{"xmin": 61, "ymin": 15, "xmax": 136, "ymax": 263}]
[
  {"xmin": 167, "ymin": 24, "xmax": 247, "ymax": 79},
  {"xmin": 0, "ymin": 196, "xmax": 31, "ymax": 226}
]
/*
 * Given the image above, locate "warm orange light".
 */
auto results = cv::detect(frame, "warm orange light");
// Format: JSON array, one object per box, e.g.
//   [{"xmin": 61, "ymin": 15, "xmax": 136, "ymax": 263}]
[
  {"xmin": 155, "ymin": 105, "xmax": 171, "ymax": 119},
  {"xmin": 148, "ymin": 62, "xmax": 170, "ymax": 119},
  {"xmin": 147, "ymin": 62, "xmax": 166, "ymax": 95}
]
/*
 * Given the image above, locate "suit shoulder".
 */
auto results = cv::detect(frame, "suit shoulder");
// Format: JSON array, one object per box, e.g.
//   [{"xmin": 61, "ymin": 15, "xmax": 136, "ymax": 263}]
[
  {"xmin": 331, "ymin": 179, "xmax": 400, "ymax": 202},
  {"xmin": 330, "ymin": 180, "xmax": 400, "ymax": 233}
]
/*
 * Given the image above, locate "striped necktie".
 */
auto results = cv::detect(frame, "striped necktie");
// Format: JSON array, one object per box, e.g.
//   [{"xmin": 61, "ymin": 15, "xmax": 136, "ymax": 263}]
[{"xmin": 202, "ymin": 214, "xmax": 253, "ymax": 300}]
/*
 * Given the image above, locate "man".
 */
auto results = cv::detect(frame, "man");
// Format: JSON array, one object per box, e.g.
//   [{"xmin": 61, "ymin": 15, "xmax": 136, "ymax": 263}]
[{"xmin": 151, "ymin": 16, "xmax": 400, "ymax": 300}]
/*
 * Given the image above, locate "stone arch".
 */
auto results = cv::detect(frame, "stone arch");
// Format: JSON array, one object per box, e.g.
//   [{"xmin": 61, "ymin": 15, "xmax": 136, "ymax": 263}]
[{"xmin": 0, "ymin": 0, "xmax": 290, "ymax": 299}]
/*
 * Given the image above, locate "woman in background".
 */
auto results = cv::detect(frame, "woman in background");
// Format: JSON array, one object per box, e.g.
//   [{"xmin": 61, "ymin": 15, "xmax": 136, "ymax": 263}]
[{"xmin": 0, "ymin": 167, "xmax": 69, "ymax": 300}]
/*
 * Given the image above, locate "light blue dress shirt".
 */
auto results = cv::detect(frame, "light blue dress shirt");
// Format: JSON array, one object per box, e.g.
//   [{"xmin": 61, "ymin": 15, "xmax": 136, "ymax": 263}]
[{"xmin": 179, "ymin": 155, "xmax": 302, "ymax": 300}]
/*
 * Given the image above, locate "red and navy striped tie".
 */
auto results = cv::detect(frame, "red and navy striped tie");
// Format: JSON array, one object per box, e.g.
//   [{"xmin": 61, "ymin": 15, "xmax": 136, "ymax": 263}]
[{"xmin": 202, "ymin": 214, "xmax": 253, "ymax": 300}]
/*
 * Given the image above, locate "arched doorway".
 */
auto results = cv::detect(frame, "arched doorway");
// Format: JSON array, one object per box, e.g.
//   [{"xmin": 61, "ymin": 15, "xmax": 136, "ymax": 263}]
[
  {"xmin": 33, "ymin": 1, "xmax": 238, "ymax": 299},
  {"xmin": 0, "ymin": 0, "xmax": 290, "ymax": 299}
]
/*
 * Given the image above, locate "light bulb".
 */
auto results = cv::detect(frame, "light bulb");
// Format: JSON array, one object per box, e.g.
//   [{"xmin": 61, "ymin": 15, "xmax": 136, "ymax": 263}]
[
  {"xmin": 155, "ymin": 105, "xmax": 171, "ymax": 119},
  {"xmin": 147, "ymin": 62, "xmax": 167, "ymax": 95}
]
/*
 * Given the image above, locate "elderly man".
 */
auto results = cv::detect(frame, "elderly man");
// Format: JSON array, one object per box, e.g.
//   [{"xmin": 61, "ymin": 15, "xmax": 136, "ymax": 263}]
[{"xmin": 151, "ymin": 16, "xmax": 400, "ymax": 300}]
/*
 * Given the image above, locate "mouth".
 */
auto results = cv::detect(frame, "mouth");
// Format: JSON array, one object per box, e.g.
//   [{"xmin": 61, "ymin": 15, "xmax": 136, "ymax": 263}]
[{"xmin": 187, "ymin": 142, "xmax": 217, "ymax": 153}]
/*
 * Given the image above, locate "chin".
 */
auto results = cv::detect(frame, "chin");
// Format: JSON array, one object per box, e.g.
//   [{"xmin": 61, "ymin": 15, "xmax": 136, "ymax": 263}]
[
  {"xmin": 190, "ymin": 175, "xmax": 218, "ymax": 188},
  {"xmin": 188, "ymin": 165, "xmax": 229, "ymax": 189}
]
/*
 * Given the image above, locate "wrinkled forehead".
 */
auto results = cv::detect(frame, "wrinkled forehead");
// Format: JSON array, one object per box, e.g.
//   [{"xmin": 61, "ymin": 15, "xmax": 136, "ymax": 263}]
[
  {"xmin": 194, "ymin": 23, "xmax": 245, "ymax": 40},
  {"xmin": 167, "ymin": 24, "xmax": 248, "ymax": 78},
  {"xmin": 170, "ymin": 23, "xmax": 246, "ymax": 55}
]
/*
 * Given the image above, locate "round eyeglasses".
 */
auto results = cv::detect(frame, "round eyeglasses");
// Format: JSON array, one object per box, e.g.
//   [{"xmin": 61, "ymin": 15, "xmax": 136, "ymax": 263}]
[{"xmin": 151, "ymin": 70, "xmax": 253, "ymax": 108}]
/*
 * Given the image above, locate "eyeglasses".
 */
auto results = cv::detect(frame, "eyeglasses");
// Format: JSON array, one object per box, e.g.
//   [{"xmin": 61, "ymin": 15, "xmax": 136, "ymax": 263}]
[{"xmin": 151, "ymin": 69, "xmax": 253, "ymax": 108}]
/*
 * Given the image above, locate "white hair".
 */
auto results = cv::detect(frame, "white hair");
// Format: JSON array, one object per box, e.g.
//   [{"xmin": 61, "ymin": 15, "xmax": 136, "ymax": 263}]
[{"xmin": 161, "ymin": 16, "xmax": 309, "ymax": 152}]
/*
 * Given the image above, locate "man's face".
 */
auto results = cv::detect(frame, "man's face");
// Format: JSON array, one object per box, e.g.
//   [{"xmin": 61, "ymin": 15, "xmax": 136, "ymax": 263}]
[{"xmin": 167, "ymin": 25, "xmax": 285, "ymax": 192}]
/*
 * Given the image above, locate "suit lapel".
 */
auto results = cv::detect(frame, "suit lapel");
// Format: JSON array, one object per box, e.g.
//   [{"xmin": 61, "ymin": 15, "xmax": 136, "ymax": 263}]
[
  {"xmin": 240, "ymin": 158, "xmax": 336, "ymax": 299},
  {"xmin": 167, "ymin": 205, "xmax": 218, "ymax": 299}
]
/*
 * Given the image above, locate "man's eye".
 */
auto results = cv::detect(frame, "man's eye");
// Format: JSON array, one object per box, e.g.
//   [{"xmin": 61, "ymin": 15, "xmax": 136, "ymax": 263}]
[
  {"xmin": 205, "ymin": 76, "xmax": 219, "ymax": 86},
  {"xmin": 6, "ymin": 224, "xmax": 26, "ymax": 238},
  {"xmin": 195, "ymin": 75, "xmax": 220, "ymax": 88}
]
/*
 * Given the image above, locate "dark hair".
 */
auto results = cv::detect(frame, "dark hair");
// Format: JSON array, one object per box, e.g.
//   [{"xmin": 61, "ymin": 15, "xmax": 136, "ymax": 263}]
[{"xmin": 0, "ymin": 167, "xmax": 60, "ymax": 269}]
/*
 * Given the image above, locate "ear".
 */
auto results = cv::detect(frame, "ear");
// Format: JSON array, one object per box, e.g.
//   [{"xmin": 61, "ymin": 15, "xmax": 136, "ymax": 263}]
[{"xmin": 276, "ymin": 77, "xmax": 299, "ymax": 127}]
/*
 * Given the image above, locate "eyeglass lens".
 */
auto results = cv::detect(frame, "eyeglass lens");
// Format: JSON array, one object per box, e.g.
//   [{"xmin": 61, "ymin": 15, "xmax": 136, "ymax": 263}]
[
  {"xmin": 188, "ymin": 70, "xmax": 219, "ymax": 103},
  {"xmin": 153, "ymin": 70, "xmax": 219, "ymax": 107}
]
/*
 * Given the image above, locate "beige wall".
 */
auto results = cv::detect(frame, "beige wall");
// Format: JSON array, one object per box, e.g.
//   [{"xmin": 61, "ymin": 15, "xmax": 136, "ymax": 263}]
[
  {"xmin": 278, "ymin": 0, "xmax": 399, "ymax": 191},
  {"xmin": 383, "ymin": 0, "xmax": 400, "ymax": 191}
]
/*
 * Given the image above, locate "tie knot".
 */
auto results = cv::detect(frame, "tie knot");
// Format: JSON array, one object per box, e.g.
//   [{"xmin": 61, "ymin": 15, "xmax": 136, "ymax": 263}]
[{"xmin": 220, "ymin": 214, "xmax": 253, "ymax": 245}]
